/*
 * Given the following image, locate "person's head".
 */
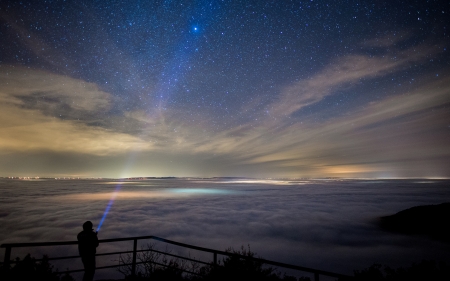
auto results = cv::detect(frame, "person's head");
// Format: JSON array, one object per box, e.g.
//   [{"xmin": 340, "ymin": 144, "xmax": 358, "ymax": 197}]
[{"xmin": 83, "ymin": 221, "xmax": 93, "ymax": 231}]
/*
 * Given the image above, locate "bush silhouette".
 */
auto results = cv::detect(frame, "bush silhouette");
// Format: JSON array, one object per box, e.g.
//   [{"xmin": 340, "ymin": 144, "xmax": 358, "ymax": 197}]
[
  {"xmin": 200, "ymin": 245, "xmax": 281, "ymax": 281},
  {"xmin": 353, "ymin": 260, "xmax": 450, "ymax": 281},
  {"xmin": 4, "ymin": 247, "xmax": 448, "ymax": 281},
  {"xmin": 118, "ymin": 244, "xmax": 305, "ymax": 281},
  {"xmin": 0, "ymin": 254, "xmax": 74, "ymax": 281}
]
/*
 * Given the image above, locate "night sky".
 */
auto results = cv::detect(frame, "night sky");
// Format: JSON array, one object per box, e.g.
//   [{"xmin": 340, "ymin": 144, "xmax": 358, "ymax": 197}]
[{"xmin": 1, "ymin": 1, "xmax": 449, "ymax": 178}]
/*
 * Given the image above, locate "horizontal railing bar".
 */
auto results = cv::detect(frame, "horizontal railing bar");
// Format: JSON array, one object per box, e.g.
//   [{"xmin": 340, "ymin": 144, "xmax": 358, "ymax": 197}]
[
  {"xmin": 151, "ymin": 236, "xmax": 226, "ymax": 254},
  {"xmin": 2, "ymin": 247, "xmax": 206, "ymax": 265},
  {"xmin": 1, "ymin": 235, "xmax": 351, "ymax": 278},
  {"xmin": 5, "ymin": 249, "xmax": 211, "ymax": 269},
  {"xmin": 1, "ymin": 241, "xmax": 78, "ymax": 247},
  {"xmin": 0, "ymin": 236, "xmax": 154, "ymax": 248},
  {"xmin": 0, "ymin": 235, "xmax": 219, "ymax": 253}
]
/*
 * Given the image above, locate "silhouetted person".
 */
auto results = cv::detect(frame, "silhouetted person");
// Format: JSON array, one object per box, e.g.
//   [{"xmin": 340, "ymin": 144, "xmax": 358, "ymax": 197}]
[{"xmin": 77, "ymin": 221, "xmax": 99, "ymax": 281}]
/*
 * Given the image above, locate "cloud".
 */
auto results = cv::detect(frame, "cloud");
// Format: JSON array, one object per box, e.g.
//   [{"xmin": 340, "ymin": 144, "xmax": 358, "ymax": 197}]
[
  {"xmin": 0, "ymin": 37, "xmax": 448, "ymax": 178},
  {"xmin": 0, "ymin": 66, "xmax": 153, "ymax": 155},
  {"xmin": 234, "ymin": 75, "xmax": 450, "ymax": 177},
  {"xmin": 2, "ymin": 179, "xmax": 450, "ymax": 278},
  {"xmin": 151, "ymin": 45, "xmax": 448, "ymax": 177},
  {"xmin": 360, "ymin": 31, "xmax": 412, "ymax": 48},
  {"xmin": 0, "ymin": 65, "xmax": 112, "ymax": 116},
  {"xmin": 271, "ymin": 43, "xmax": 442, "ymax": 117}
]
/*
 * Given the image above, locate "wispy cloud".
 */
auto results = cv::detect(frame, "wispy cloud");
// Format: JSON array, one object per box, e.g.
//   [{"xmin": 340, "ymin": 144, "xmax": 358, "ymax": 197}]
[
  {"xmin": 271, "ymin": 43, "xmax": 442, "ymax": 117},
  {"xmin": 203, "ymin": 74, "xmax": 450, "ymax": 177},
  {"xmin": 160, "ymin": 44, "xmax": 449, "ymax": 177},
  {"xmin": 0, "ymin": 66, "xmax": 153, "ymax": 155},
  {"xmin": 0, "ymin": 37, "xmax": 448, "ymax": 177}
]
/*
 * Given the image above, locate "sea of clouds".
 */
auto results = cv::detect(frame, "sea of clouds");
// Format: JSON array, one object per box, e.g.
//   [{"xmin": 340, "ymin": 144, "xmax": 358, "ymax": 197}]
[{"xmin": 1, "ymin": 178, "xmax": 449, "ymax": 280}]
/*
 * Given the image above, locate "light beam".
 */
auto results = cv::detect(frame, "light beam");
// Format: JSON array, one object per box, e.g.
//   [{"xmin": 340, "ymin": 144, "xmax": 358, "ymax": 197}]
[{"xmin": 96, "ymin": 183, "xmax": 122, "ymax": 232}]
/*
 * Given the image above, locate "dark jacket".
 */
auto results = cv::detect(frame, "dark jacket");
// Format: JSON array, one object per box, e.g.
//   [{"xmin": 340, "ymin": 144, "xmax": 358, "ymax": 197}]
[{"xmin": 77, "ymin": 230, "xmax": 99, "ymax": 257}]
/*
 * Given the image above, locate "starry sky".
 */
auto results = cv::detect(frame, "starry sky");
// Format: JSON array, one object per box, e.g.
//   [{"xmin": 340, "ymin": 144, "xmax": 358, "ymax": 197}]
[{"xmin": 0, "ymin": 0, "xmax": 449, "ymax": 178}]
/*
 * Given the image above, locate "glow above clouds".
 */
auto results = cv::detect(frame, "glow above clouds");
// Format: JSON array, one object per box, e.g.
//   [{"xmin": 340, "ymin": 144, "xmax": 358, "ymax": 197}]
[{"xmin": 55, "ymin": 188, "xmax": 236, "ymax": 201}]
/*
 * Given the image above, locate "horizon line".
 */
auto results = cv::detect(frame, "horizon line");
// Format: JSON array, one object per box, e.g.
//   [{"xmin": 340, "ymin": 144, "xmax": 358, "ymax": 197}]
[{"xmin": 2, "ymin": 176, "xmax": 449, "ymax": 180}]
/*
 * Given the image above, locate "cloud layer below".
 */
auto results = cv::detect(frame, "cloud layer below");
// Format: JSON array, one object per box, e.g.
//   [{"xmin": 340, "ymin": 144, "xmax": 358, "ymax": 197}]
[{"xmin": 1, "ymin": 179, "xmax": 450, "ymax": 279}]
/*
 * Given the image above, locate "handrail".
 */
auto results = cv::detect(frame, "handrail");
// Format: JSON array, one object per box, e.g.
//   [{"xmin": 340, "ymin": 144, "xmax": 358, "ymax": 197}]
[{"xmin": 1, "ymin": 235, "xmax": 352, "ymax": 281}]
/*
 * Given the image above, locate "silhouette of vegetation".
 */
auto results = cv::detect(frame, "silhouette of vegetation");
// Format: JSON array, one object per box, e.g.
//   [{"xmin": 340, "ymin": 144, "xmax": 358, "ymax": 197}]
[
  {"xmin": 117, "ymin": 244, "xmax": 307, "ymax": 281},
  {"xmin": 117, "ymin": 243, "xmax": 197, "ymax": 280},
  {"xmin": 2, "ymin": 246, "xmax": 449, "ymax": 281},
  {"xmin": 352, "ymin": 260, "xmax": 450, "ymax": 281},
  {"xmin": 0, "ymin": 254, "xmax": 74, "ymax": 281},
  {"xmin": 116, "ymin": 244, "xmax": 450, "ymax": 281},
  {"xmin": 195, "ymin": 245, "xmax": 293, "ymax": 281}
]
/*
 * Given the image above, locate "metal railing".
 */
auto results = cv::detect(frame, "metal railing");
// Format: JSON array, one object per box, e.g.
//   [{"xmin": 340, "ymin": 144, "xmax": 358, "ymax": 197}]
[{"xmin": 1, "ymin": 235, "xmax": 352, "ymax": 281}]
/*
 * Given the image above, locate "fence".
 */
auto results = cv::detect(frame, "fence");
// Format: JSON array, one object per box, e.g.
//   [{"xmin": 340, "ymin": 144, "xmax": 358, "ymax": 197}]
[{"xmin": 1, "ymin": 235, "xmax": 352, "ymax": 281}]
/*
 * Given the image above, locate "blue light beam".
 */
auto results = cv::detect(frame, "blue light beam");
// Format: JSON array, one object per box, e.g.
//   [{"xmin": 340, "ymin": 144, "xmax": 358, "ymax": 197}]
[{"xmin": 97, "ymin": 183, "xmax": 122, "ymax": 232}]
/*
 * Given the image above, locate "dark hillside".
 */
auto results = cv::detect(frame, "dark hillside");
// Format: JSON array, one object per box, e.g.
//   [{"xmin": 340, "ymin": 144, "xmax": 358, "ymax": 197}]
[{"xmin": 379, "ymin": 202, "xmax": 450, "ymax": 242}]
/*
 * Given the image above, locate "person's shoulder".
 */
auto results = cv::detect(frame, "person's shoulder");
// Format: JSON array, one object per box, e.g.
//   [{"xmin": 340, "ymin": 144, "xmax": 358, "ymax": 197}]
[{"xmin": 77, "ymin": 230, "xmax": 88, "ymax": 239}]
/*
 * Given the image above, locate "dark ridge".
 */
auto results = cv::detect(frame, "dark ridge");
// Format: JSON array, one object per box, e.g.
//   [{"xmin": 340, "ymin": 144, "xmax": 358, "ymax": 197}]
[{"xmin": 379, "ymin": 202, "xmax": 450, "ymax": 242}]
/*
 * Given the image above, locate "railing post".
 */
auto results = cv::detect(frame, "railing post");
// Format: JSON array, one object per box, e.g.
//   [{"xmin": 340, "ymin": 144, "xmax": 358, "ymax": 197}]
[
  {"xmin": 3, "ymin": 246, "xmax": 11, "ymax": 270},
  {"xmin": 213, "ymin": 252, "xmax": 217, "ymax": 265},
  {"xmin": 131, "ymin": 239, "xmax": 137, "ymax": 277},
  {"xmin": 314, "ymin": 272, "xmax": 319, "ymax": 281}
]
